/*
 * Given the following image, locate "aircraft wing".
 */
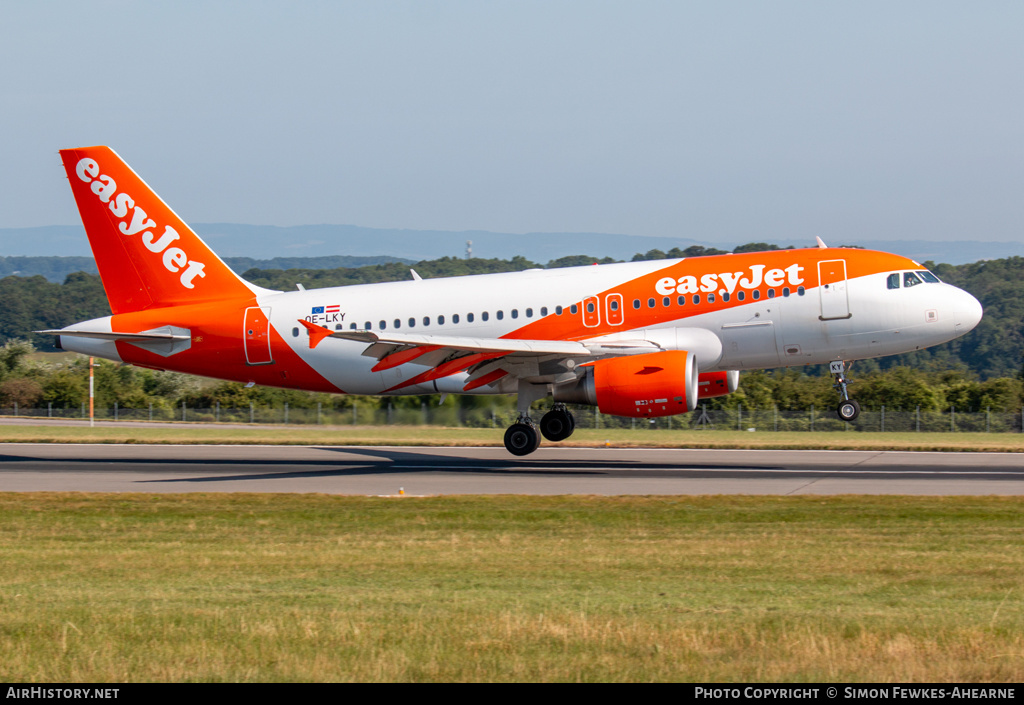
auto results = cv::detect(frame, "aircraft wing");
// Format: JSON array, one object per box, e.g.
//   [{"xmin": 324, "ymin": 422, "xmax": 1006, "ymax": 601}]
[
  {"xmin": 297, "ymin": 319, "xmax": 659, "ymax": 392},
  {"xmin": 323, "ymin": 327, "xmax": 592, "ymax": 355}
]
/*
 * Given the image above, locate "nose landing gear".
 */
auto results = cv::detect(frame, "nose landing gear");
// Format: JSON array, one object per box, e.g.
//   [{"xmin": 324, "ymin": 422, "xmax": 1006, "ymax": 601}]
[{"xmin": 830, "ymin": 360, "xmax": 861, "ymax": 422}]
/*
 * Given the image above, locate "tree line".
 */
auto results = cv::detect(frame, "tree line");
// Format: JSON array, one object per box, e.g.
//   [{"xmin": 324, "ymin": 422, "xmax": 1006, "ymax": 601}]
[{"xmin": 0, "ymin": 339, "xmax": 1017, "ymax": 416}]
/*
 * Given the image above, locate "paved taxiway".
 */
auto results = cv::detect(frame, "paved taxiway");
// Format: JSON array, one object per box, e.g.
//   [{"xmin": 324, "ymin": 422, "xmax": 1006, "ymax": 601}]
[{"xmin": 1, "ymin": 444, "xmax": 1023, "ymax": 495}]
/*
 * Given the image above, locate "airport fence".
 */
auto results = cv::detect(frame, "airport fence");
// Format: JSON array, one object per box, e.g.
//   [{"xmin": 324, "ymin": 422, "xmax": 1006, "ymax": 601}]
[{"xmin": 2, "ymin": 402, "xmax": 1023, "ymax": 433}]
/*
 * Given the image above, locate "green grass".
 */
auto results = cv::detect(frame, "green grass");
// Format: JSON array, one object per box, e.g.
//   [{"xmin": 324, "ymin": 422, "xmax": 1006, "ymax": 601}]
[
  {"xmin": 1, "ymin": 494, "xmax": 1022, "ymax": 682},
  {"xmin": 2, "ymin": 422, "xmax": 1024, "ymax": 451}
]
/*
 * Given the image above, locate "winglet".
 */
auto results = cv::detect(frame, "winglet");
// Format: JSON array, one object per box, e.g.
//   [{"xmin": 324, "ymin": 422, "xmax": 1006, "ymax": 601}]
[
  {"xmin": 298, "ymin": 319, "xmax": 334, "ymax": 349},
  {"xmin": 816, "ymin": 236, "xmax": 828, "ymax": 249}
]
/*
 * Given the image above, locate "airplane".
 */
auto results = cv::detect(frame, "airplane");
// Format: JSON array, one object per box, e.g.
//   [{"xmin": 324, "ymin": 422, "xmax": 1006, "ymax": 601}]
[{"xmin": 43, "ymin": 146, "xmax": 983, "ymax": 455}]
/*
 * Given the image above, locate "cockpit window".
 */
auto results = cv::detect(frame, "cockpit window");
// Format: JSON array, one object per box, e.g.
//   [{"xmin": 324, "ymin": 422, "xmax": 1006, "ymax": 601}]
[
  {"xmin": 887, "ymin": 273, "xmax": 900, "ymax": 290},
  {"xmin": 917, "ymin": 270, "xmax": 940, "ymax": 283},
  {"xmin": 903, "ymin": 272, "xmax": 923, "ymax": 288}
]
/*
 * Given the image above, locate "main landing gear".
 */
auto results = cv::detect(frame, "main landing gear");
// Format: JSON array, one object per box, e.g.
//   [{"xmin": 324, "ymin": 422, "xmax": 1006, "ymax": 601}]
[
  {"xmin": 830, "ymin": 360, "xmax": 861, "ymax": 422},
  {"xmin": 540, "ymin": 404, "xmax": 575, "ymax": 442},
  {"xmin": 502, "ymin": 406, "xmax": 577, "ymax": 456},
  {"xmin": 504, "ymin": 421, "xmax": 542, "ymax": 456},
  {"xmin": 502, "ymin": 383, "xmax": 577, "ymax": 456}
]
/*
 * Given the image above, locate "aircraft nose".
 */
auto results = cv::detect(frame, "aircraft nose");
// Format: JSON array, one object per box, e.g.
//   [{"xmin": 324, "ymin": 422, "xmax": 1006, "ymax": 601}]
[{"xmin": 953, "ymin": 289, "xmax": 983, "ymax": 336}]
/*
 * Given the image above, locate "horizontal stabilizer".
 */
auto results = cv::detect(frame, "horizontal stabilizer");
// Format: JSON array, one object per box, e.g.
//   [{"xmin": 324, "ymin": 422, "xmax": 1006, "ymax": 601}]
[
  {"xmin": 39, "ymin": 324, "xmax": 192, "ymax": 358},
  {"xmin": 37, "ymin": 328, "xmax": 189, "ymax": 342}
]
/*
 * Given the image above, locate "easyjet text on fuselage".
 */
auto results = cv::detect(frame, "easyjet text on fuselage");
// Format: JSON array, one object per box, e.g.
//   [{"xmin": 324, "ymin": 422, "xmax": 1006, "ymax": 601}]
[{"xmin": 655, "ymin": 263, "xmax": 805, "ymax": 297}]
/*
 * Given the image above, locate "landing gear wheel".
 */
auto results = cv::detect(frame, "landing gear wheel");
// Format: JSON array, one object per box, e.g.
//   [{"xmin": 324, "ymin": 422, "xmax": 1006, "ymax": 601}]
[
  {"xmin": 837, "ymin": 399, "xmax": 861, "ymax": 422},
  {"xmin": 504, "ymin": 423, "xmax": 541, "ymax": 456},
  {"xmin": 540, "ymin": 409, "xmax": 575, "ymax": 442}
]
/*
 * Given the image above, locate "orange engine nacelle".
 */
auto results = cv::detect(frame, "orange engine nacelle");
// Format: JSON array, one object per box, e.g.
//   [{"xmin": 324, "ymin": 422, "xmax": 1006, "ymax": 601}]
[
  {"xmin": 555, "ymin": 350, "xmax": 698, "ymax": 418},
  {"xmin": 697, "ymin": 370, "xmax": 740, "ymax": 399}
]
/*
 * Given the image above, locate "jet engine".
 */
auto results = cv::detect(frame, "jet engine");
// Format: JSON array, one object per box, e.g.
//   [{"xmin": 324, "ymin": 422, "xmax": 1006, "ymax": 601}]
[
  {"xmin": 697, "ymin": 370, "xmax": 740, "ymax": 399},
  {"xmin": 554, "ymin": 350, "xmax": 698, "ymax": 418}
]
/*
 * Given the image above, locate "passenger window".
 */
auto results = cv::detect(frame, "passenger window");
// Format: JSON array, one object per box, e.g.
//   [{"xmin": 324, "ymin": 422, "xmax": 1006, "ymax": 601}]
[
  {"xmin": 452, "ymin": 314, "xmax": 460, "ymax": 324},
  {"xmin": 394, "ymin": 319, "xmax": 401, "ymax": 329},
  {"xmin": 633, "ymin": 299, "xmax": 641, "ymax": 309},
  {"xmin": 692, "ymin": 294, "xmax": 700, "ymax": 305},
  {"xmin": 423, "ymin": 317, "xmax": 430, "ymax": 326},
  {"xmin": 335, "ymin": 324, "xmax": 343, "ymax": 330},
  {"xmin": 570, "ymin": 304, "xmax": 578, "ymax": 314},
  {"xmin": 364, "ymin": 321, "xmax": 371, "ymax": 330},
  {"xmin": 904, "ymin": 272, "xmax": 923, "ymax": 287},
  {"xmin": 782, "ymin": 288, "xmax": 790, "ymax": 297},
  {"xmin": 482, "ymin": 312, "xmax": 489, "ymax": 321},
  {"xmin": 663, "ymin": 297, "xmax": 671, "ymax": 307},
  {"xmin": 767, "ymin": 289, "xmax": 775, "ymax": 299},
  {"xmin": 708, "ymin": 293, "xmax": 716, "ymax": 303},
  {"xmin": 438, "ymin": 315, "xmax": 445, "ymax": 325},
  {"xmin": 379, "ymin": 321, "xmax": 386, "ymax": 330},
  {"xmin": 797, "ymin": 287, "xmax": 805, "ymax": 296},
  {"xmin": 556, "ymin": 306, "xmax": 563, "ymax": 315},
  {"xmin": 408, "ymin": 318, "xmax": 415, "ymax": 328},
  {"xmin": 722, "ymin": 293, "xmax": 730, "ymax": 302},
  {"xmin": 887, "ymin": 273, "xmax": 901, "ymax": 290},
  {"xmin": 511, "ymin": 309, "xmax": 519, "ymax": 319},
  {"xmin": 737, "ymin": 291, "xmax": 745, "ymax": 301},
  {"xmin": 292, "ymin": 327, "xmax": 299, "ymax": 337},
  {"xmin": 677, "ymin": 296, "xmax": 685, "ymax": 306},
  {"xmin": 497, "ymin": 310, "xmax": 504, "ymax": 320},
  {"xmin": 609, "ymin": 299, "xmax": 619, "ymax": 311},
  {"xmin": 751, "ymin": 290, "xmax": 759, "ymax": 300},
  {"xmin": 647, "ymin": 298, "xmax": 655, "ymax": 308},
  {"xmin": 467, "ymin": 313, "xmax": 474, "ymax": 323},
  {"xmin": 540, "ymin": 307, "xmax": 548, "ymax": 316},
  {"xmin": 351, "ymin": 323, "xmax": 358, "ymax": 330},
  {"xmin": 526, "ymin": 308, "xmax": 533, "ymax": 317}
]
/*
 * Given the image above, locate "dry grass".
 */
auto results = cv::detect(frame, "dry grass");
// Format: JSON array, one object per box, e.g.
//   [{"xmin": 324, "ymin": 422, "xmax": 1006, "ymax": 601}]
[{"xmin": 1, "ymin": 494, "xmax": 1022, "ymax": 682}]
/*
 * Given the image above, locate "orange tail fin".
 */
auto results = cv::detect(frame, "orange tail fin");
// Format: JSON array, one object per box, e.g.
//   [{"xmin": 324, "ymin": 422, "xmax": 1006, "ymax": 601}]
[{"xmin": 59, "ymin": 146, "xmax": 260, "ymax": 314}]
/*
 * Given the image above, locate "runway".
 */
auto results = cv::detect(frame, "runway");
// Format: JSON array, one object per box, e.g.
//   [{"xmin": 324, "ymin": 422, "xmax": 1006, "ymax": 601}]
[{"xmin": 1, "ymin": 444, "xmax": 1023, "ymax": 495}]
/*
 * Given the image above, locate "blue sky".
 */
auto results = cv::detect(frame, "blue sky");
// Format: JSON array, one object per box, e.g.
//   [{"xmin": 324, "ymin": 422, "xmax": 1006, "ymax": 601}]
[{"xmin": 3, "ymin": 1, "xmax": 1022, "ymax": 248}]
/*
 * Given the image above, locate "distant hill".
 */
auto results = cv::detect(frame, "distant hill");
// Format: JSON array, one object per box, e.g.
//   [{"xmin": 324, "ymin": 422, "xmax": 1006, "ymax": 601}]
[
  {"xmin": 0, "ymin": 224, "xmax": 707, "ymax": 263},
  {"xmin": 0, "ymin": 256, "xmax": 98, "ymax": 282},
  {"xmin": 0, "ymin": 224, "xmax": 1018, "ymax": 273},
  {"xmin": 0, "ymin": 254, "xmax": 413, "ymax": 283}
]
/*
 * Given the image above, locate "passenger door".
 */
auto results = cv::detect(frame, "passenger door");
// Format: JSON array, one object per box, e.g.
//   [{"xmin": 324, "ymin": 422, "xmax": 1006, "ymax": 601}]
[
  {"xmin": 244, "ymin": 307, "xmax": 274, "ymax": 365},
  {"xmin": 818, "ymin": 259, "xmax": 851, "ymax": 320}
]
